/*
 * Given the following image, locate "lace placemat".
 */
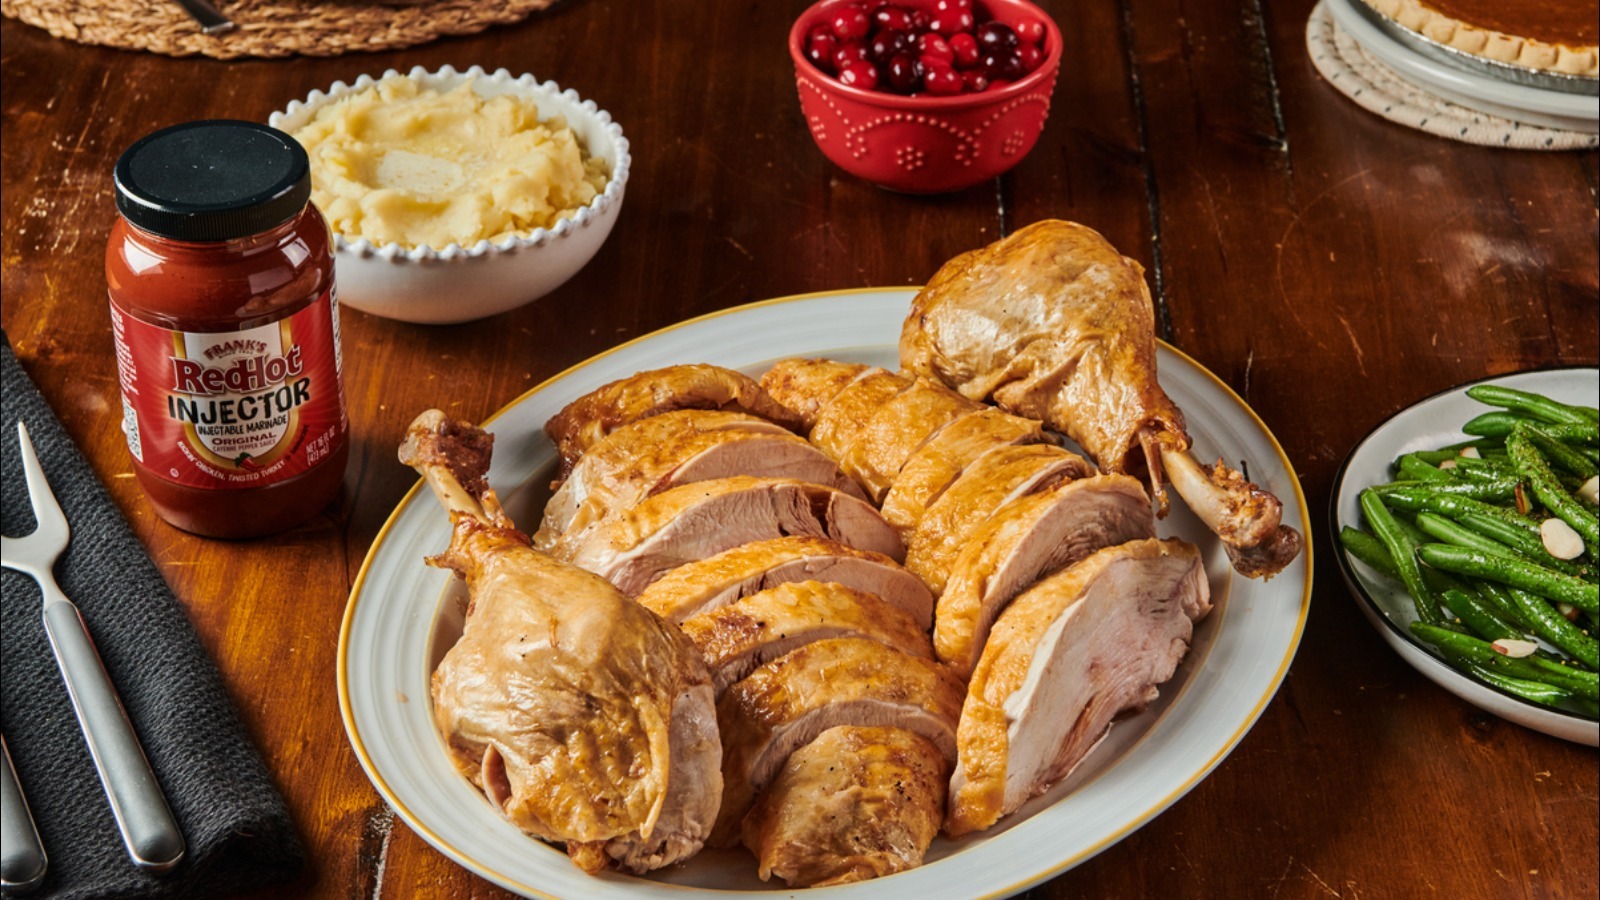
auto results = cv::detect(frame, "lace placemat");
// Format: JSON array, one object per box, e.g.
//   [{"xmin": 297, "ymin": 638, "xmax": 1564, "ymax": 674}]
[
  {"xmin": 1307, "ymin": 2, "xmax": 1599, "ymax": 150},
  {"xmin": 1, "ymin": 0, "xmax": 559, "ymax": 59}
]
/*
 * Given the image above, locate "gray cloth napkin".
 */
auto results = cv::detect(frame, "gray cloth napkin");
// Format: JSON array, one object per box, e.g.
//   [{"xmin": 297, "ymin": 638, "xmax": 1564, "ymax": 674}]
[{"xmin": 1, "ymin": 333, "xmax": 304, "ymax": 898}]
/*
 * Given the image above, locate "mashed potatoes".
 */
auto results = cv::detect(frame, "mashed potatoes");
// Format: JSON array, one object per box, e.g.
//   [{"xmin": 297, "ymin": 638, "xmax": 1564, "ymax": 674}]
[{"xmin": 291, "ymin": 76, "xmax": 610, "ymax": 249}]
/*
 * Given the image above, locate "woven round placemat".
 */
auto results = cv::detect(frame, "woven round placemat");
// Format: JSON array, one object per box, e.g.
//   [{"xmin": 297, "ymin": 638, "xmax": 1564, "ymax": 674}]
[
  {"xmin": 1307, "ymin": 2, "xmax": 1598, "ymax": 150},
  {"xmin": 1, "ymin": 0, "xmax": 559, "ymax": 59}
]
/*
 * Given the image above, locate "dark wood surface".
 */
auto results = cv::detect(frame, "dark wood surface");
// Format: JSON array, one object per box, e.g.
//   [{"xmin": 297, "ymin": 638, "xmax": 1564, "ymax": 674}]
[{"xmin": 3, "ymin": 0, "xmax": 1597, "ymax": 897}]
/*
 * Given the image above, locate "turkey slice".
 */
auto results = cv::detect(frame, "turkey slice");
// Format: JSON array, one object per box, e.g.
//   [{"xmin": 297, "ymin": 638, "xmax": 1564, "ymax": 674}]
[{"xmin": 946, "ymin": 538, "xmax": 1211, "ymax": 836}]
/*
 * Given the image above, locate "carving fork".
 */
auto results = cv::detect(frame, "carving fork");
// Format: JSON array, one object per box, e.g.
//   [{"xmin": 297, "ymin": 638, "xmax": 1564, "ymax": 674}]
[{"xmin": 1, "ymin": 422, "xmax": 185, "ymax": 874}]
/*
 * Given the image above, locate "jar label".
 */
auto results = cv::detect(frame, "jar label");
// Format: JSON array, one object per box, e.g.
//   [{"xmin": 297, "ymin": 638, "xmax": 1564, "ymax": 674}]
[{"xmin": 110, "ymin": 289, "xmax": 348, "ymax": 490}]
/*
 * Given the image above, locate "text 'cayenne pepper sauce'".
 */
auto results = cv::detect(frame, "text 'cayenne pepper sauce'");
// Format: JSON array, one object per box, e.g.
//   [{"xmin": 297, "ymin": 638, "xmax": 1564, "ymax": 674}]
[{"xmin": 107, "ymin": 120, "xmax": 349, "ymax": 538}]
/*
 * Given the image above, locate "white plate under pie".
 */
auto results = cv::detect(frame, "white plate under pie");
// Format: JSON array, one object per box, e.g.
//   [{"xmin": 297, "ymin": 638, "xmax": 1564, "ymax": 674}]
[
  {"xmin": 1327, "ymin": 0, "xmax": 1600, "ymax": 132},
  {"xmin": 339, "ymin": 288, "xmax": 1312, "ymax": 899}
]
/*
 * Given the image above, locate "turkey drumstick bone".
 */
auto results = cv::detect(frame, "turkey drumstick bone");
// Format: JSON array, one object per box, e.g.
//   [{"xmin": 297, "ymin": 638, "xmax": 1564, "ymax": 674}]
[{"xmin": 900, "ymin": 219, "xmax": 1302, "ymax": 580}]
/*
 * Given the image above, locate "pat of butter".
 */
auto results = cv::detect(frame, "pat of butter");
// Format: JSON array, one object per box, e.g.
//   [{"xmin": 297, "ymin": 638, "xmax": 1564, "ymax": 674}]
[
  {"xmin": 289, "ymin": 76, "xmax": 609, "ymax": 249},
  {"xmin": 375, "ymin": 150, "xmax": 467, "ymax": 197}
]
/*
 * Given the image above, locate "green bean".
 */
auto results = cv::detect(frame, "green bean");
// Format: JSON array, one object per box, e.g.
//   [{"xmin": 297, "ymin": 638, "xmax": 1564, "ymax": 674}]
[
  {"xmin": 1417, "ymin": 543, "xmax": 1598, "ymax": 611},
  {"xmin": 1502, "ymin": 587, "xmax": 1600, "ymax": 670},
  {"xmin": 1450, "ymin": 456, "xmax": 1518, "ymax": 480},
  {"xmin": 1467, "ymin": 384, "xmax": 1598, "ymax": 426},
  {"xmin": 1396, "ymin": 453, "xmax": 1455, "ymax": 483},
  {"xmin": 1508, "ymin": 426, "xmax": 1600, "ymax": 547},
  {"xmin": 1521, "ymin": 422, "xmax": 1599, "ymax": 480},
  {"xmin": 1341, "ymin": 524, "xmax": 1470, "ymax": 598},
  {"xmin": 1463, "ymin": 411, "xmax": 1534, "ymax": 438},
  {"xmin": 1462, "ymin": 414, "xmax": 1600, "ymax": 444},
  {"xmin": 1361, "ymin": 490, "xmax": 1443, "ymax": 624},
  {"xmin": 1374, "ymin": 477, "xmax": 1518, "ymax": 502},
  {"xmin": 1379, "ymin": 487, "xmax": 1540, "ymax": 537},
  {"xmin": 1340, "ymin": 526, "xmax": 1398, "ymax": 577},
  {"xmin": 1411, "ymin": 624, "xmax": 1599, "ymax": 699},
  {"xmin": 1444, "ymin": 652, "xmax": 1582, "ymax": 710},
  {"xmin": 1474, "ymin": 581, "xmax": 1537, "ymax": 633},
  {"xmin": 1455, "ymin": 512, "xmax": 1594, "ymax": 581},
  {"xmin": 1416, "ymin": 512, "xmax": 1512, "ymax": 556},
  {"xmin": 1406, "ymin": 448, "xmax": 1469, "ymax": 465},
  {"xmin": 1440, "ymin": 588, "xmax": 1521, "ymax": 642}
]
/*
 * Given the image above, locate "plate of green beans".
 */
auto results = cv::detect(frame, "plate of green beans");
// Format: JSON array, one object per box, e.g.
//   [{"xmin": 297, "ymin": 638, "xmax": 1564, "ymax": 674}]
[{"xmin": 1333, "ymin": 367, "xmax": 1599, "ymax": 745}]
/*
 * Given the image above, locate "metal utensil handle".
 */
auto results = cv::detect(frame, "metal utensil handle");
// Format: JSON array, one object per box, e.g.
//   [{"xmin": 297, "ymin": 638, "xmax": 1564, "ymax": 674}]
[
  {"xmin": 40, "ymin": 589, "xmax": 185, "ymax": 874},
  {"xmin": 1, "ymin": 735, "xmax": 48, "ymax": 893},
  {"xmin": 173, "ymin": 0, "xmax": 236, "ymax": 35}
]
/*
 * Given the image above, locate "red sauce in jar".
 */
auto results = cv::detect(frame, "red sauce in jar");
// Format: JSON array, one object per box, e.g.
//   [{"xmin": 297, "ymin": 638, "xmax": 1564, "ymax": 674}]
[{"xmin": 106, "ymin": 120, "xmax": 348, "ymax": 538}]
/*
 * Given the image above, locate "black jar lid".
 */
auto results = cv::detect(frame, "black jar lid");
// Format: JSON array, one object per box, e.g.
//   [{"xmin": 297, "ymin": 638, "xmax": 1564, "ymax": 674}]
[{"xmin": 114, "ymin": 120, "xmax": 312, "ymax": 242}]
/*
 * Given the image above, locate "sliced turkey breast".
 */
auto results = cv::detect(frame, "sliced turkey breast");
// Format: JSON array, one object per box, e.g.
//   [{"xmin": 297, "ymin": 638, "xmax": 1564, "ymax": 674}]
[
  {"xmin": 933, "ymin": 474, "xmax": 1155, "ymax": 678},
  {"xmin": 565, "ymin": 477, "xmax": 904, "ymax": 596},
  {"xmin": 808, "ymin": 370, "xmax": 915, "ymax": 482},
  {"xmin": 946, "ymin": 538, "xmax": 1211, "ymax": 837},
  {"xmin": 712, "ymin": 637, "xmax": 964, "ymax": 846},
  {"xmin": 535, "ymin": 410, "xmax": 863, "ymax": 554},
  {"xmin": 544, "ymin": 364, "xmax": 804, "ymax": 478},
  {"xmin": 905, "ymin": 443, "xmax": 1094, "ymax": 594},
  {"xmin": 880, "ymin": 407, "xmax": 1051, "ymax": 533},
  {"xmin": 833, "ymin": 377, "xmax": 982, "ymax": 504},
  {"xmin": 743, "ymin": 725, "xmax": 947, "ymax": 887},
  {"xmin": 634, "ymin": 536, "xmax": 934, "ymax": 629},
  {"xmin": 680, "ymin": 580, "xmax": 932, "ymax": 695},
  {"xmin": 758, "ymin": 358, "xmax": 871, "ymax": 428}
]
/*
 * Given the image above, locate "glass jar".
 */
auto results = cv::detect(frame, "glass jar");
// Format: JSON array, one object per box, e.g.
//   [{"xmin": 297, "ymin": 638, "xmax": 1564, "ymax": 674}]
[{"xmin": 106, "ymin": 120, "xmax": 348, "ymax": 539}]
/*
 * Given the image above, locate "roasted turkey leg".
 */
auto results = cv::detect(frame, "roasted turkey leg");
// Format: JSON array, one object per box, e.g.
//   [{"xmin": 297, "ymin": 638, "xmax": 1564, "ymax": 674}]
[
  {"xmin": 900, "ymin": 219, "xmax": 1302, "ymax": 579},
  {"xmin": 399, "ymin": 410, "xmax": 722, "ymax": 875}
]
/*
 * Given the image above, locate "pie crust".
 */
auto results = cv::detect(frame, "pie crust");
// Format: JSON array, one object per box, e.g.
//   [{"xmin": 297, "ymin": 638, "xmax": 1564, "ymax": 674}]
[{"xmin": 1360, "ymin": 0, "xmax": 1600, "ymax": 76}]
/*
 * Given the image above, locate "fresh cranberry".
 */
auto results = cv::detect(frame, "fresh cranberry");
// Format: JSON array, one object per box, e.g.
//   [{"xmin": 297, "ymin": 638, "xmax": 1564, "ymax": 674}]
[
  {"xmin": 838, "ymin": 60, "xmax": 880, "ymax": 90},
  {"xmin": 1017, "ymin": 42, "xmax": 1044, "ymax": 73},
  {"xmin": 962, "ymin": 69, "xmax": 990, "ymax": 92},
  {"xmin": 831, "ymin": 4, "xmax": 870, "ymax": 41},
  {"xmin": 985, "ymin": 78, "xmax": 1011, "ymax": 91},
  {"xmin": 948, "ymin": 32, "xmax": 980, "ymax": 67},
  {"xmin": 929, "ymin": 8, "xmax": 974, "ymax": 35},
  {"xmin": 975, "ymin": 22, "xmax": 1018, "ymax": 52},
  {"xmin": 1015, "ymin": 17, "xmax": 1047, "ymax": 44},
  {"xmin": 972, "ymin": 1, "xmax": 992, "ymax": 23},
  {"xmin": 869, "ymin": 28, "xmax": 912, "ymax": 63},
  {"xmin": 984, "ymin": 50, "xmax": 1024, "ymax": 81},
  {"xmin": 872, "ymin": 4, "xmax": 914, "ymax": 32},
  {"xmin": 834, "ymin": 40, "xmax": 870, "ymax": 69},
  {"xmin": 885, "ymin": 52, "xmax": 924, "ymax": 93},
  {"xmin": 918, "ymin": 33, "xmax": 954, "ymax": 64},
  {"xmin": 911, "ymin": 8, "xmax": 931, "ymax": 30},
  {"xmin": 807, "ymin": 30, "xmax": 841, "ymax": 73},
  {"xmin": 935, "ymin": 0, "xmax": 971, "ymax": 9},
  {"xmin": 923, "ymin": 62, "xmax": 963, "ymax": 96}
]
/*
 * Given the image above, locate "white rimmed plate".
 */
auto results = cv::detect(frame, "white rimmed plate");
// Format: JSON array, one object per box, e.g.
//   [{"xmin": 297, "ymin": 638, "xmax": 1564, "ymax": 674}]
[
  {"xmin": 1331, "ymin": 367, "xmax": 1600, "ymax": 746},
  {"xmin": 1326, "ymin": 0, "xmax": 1600, "ymax": 132},
  {"xmin": 339, "ymin": 288, "xmax": 1312, "ymax": 898}
]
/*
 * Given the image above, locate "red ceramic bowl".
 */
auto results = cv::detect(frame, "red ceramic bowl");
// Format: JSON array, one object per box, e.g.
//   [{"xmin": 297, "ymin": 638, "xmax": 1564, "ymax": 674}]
[{"xmin": 789, "ymin": 0, "xmax": 1062, "ymax": 194}]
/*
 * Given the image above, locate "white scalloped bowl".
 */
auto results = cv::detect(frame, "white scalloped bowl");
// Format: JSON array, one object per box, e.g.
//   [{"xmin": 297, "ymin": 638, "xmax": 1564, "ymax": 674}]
[{"xmin": 269, "ymin": 66, "xmax": 629, "ymax": 325}]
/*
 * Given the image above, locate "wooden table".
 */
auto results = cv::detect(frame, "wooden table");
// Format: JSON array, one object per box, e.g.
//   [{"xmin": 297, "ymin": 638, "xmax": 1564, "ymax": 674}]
[{"xmin": 3, "ymin": 1, "xmax": 1596, "ymax": 896}]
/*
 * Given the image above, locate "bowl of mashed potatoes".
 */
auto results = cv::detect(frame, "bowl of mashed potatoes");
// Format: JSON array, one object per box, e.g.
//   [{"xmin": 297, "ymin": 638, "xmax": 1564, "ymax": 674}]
[{"xmin": 270, "ymin": 66, "xmax": 629, "ymax": 324}]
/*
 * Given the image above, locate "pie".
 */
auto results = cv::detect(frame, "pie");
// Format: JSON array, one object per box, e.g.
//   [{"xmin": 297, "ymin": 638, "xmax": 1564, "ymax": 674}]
[{"xmin": 1360, "ymin": 0, "xmax": 1600, "ymax": 76}]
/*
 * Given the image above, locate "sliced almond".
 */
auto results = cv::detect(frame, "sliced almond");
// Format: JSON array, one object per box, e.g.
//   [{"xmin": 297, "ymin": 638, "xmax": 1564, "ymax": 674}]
[
  {"xmin": 1514, "ymin": 482, "xmax": 1532, "ymax": 516},
  {"xmin": 1579, "ymin": 476, "xmax": 1599, "ymax": 507},
  {"xmin": 1491, "ymin": 638, "xmax": 1539, "ymax": 658},
  {"xmin": 1438, "ymin": 459, "xmax": 1458, "ymax": 470},
  {"xmin": 1558, "ymin": 602, "xmax": 1581, "ymax": 622},
  {"xmin": 1458, "ymin": 446, "xmax": 1482, "ymax": 459},
  {"xmin": 1540, "ymin": 518, "xmax": 1584, "ymax": 560}
]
